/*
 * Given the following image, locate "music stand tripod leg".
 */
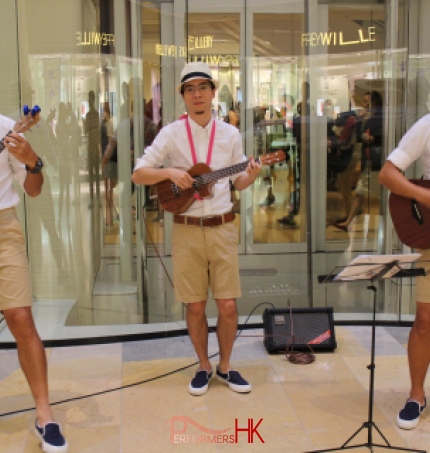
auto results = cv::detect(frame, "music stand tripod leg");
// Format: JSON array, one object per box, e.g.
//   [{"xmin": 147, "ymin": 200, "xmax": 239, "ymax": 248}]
[{"xmin": 306, "ymin": 284, "xmax": 427, "ymax": 453}]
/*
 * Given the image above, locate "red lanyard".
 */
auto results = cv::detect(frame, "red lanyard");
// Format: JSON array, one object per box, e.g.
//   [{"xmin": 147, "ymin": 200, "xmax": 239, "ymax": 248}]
[
  {"xmin": 185, "ymin": 117, "xmax": 216, "ymax": 201},
  {"xmin": 185, "ymin": 116, "xmax": 216, "ymax": 166}
]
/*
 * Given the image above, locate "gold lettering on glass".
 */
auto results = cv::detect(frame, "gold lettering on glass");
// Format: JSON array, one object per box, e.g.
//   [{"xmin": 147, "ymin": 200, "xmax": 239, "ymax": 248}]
[{"xmin": 301, "ymin": 27, "xmax": 377, "ymax": 47}]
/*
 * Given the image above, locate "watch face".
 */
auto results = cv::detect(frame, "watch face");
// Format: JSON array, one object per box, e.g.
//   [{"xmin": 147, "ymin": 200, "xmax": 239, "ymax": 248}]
[{"xmin": 27, "ymin": 157, "xmax": 44, "ymax": 173}]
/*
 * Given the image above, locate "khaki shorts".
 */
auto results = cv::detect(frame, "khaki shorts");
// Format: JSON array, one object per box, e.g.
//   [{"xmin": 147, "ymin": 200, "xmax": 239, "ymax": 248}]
[
  {"xmin": 171, "ymin": 222, "xmax": 241, "ymax": 303},
  {"xmin": 415, "ymin": 248, "xmax": 430, "ymax": 303},
  {"xmin": 0, "ymin": 208, "xmax": 33, "ymax": 311}
]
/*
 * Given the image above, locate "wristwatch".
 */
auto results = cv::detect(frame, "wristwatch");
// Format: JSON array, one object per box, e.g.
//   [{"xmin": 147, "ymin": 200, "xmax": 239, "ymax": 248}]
[{"xmin": 25, "ymin": 157, "xmax": 44, "ymax": 174}]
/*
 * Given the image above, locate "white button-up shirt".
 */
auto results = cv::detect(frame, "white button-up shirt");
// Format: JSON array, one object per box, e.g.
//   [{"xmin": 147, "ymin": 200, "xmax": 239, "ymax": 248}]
[
  {"xmin": 0, "ymin": 115, "xmax": 26, "ymax": 210},
  {"xmin": 134, "ymin": 117, "xmax": 246, "ymax": 217},
  {"xmin": 388, "ymin": 113, "xmax": 430, "ymax": 179}
]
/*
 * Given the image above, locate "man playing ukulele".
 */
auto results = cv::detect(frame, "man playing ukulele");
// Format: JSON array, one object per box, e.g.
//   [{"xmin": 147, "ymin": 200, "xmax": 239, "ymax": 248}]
[
  {"xmin": 0, "ymin": 110, "xmax": 68, "ymax": 452},
  {"xmin": 380, "ymin": 115, "xmax": 430, "ymax": 430},
  {"xmin": 132, "ymin": 62, "xmax": 261, "ymax": 395}
]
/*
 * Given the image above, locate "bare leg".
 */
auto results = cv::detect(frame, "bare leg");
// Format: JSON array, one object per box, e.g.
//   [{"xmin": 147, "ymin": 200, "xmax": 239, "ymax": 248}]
[
  {"xmin": 186, "ymin": 301, "xmax": 211, "ymax": 372},
  {"xmin": 215, "ymin": 299, "xmax": 238, "ymax": 374},
  {"xmin": 104, "ymin": 177, "xmax": 111, "ymax": 226},
  {"xmin": 336, "ymin": 193, "xmax": 364, "ymax": 228},
  {"xmin": 3, "ymin": 307, "xmax": 53, "ymax": 425},
  {"xmin": 336, "ymin": 153, "xmax": 360, "ymax": 218},
  {"xmin": 337, "ymin": 170, "xmax": 353, "ymax": 218},
  {"xmin": 408, "ymin": 302, "xmax": 430, "ymax": 405}
]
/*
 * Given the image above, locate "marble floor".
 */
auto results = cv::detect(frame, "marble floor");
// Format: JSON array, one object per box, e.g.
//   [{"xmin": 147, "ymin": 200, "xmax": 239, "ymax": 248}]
[{"xmin": 0, "ymin": 325, "xmax": 429, "ymax": 453}]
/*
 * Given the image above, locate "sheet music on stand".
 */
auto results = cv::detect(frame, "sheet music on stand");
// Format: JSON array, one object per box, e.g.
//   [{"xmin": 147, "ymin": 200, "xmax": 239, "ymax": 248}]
[{"xmin": 334, "ymin": 253, "xmax": 422, "ymax": 281}]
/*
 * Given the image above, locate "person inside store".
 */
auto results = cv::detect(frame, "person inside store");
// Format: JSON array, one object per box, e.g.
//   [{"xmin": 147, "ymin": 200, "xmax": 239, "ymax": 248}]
[
  {"xmin": 120, "ymin": 81, "xmax": 130, "ymax": 123},
  {"xmin": 334, "ymin": 90, "xmax": 383, "ymax": 231},
  {"xmin": 0, "ymin": 114, "xmax": 68, "ymax": 451},
  {"xmin": 143, "ymin": 99, "xmax": 164, "ymax": 223},
  {"xmin": 379, "ymin": 113, "xmax": 430, "ymax": 430},
  {"xmin": 327, "ymin": 109, "xmax": 359, "ymax": 225},
  {"xmin": 132, "ymin": 61, "xmax": 261, "ymax": 396},
  {"xmin": 223, "ymin": 101, "xmax": 240, "ymax": 211},
  {"xmin": 101, "ymin": 102, "xmax": 118, "ymax": 228},
  {"xmin": 277, "ymin": 81, "xmax": 310, "ymax": 227},
  {"xmin": 253, "ymin": 104, "xmax": 276, "ymax": 207},
  {"xmin": 224, "ymin": 101, "xmax": 240, "ymax": 128},
  {"xmin": 84, "ymin": 90, "xmax": 101, "ymax": 208}
]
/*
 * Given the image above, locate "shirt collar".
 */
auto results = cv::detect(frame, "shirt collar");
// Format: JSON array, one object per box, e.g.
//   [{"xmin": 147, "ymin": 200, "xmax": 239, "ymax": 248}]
[{"xmin": 187, "ymin": 115, "xmax": 214, "ymax": 132}]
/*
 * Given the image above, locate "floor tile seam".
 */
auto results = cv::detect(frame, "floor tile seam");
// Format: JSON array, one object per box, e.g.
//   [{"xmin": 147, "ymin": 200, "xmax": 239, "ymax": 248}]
[
  {"xmin": 0, "ymin": 368, "xmax": 21, "ymax": 383},
  {"xmin": 205, "ymin": 388, "xmax": 219, "ymax": 438},
  {"xmin": 121, "ymin": 356, "xmax": 199, "ymax": 394},
  {"xmin": 339, "ymin": 353, "xmax": 402, "ymax": 434},
  {"xmin": 381, "ymin": 326, "xmax": 411, "ymax": 350},
  {"xmin": 267, "ymin": 350, "xmax": 309, "ymax": 443},
  {"xmin": 24, "ymin": 423, "xmax": 32, "ymax": 453},
  {"xmin": 122, "ymin": 352, "xmax": 196, "ymax": 363}
]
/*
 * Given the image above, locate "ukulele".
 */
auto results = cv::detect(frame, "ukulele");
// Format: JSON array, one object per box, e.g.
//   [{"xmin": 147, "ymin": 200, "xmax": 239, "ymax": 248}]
[
  {"xmin": 153, "ymin": 150, "xmax": 286, "ymax": 214},
  {"xmin": 0, "ymin": 105, "xmax": 41, "ymax": 153},
  {"xmin": 389, "ymin": 179, "xmax": 430, "ymax": 249}
]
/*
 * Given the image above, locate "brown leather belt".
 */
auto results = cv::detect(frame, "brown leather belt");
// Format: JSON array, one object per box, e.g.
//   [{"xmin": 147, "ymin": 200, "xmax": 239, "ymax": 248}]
[{"xmin": 173, "ymin": 212, "xmax": 235, "ymax": 227}]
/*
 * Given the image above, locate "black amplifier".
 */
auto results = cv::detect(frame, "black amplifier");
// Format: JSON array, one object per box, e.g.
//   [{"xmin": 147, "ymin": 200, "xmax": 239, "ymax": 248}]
[{"xmin": 262, "ymin": 307, "xmax": 337, "ymax": 353}]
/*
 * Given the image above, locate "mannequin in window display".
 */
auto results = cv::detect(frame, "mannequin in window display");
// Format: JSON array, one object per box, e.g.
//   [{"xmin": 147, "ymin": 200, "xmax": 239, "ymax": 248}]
[{"xmin": 84, "ymin": 90, "xmax": 101, "ymax": 208}]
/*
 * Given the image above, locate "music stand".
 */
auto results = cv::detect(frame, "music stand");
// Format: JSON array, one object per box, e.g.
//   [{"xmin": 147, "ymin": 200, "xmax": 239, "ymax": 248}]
[{"xmin": 307, "ymin": 254, "xmax": 427, "ymax": 453}]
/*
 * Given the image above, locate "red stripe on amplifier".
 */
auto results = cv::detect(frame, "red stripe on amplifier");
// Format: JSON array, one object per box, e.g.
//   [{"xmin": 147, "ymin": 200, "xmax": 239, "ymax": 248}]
[{"xmin": 308, "ymin": 330, "xmax": 331, "ymax": 345}]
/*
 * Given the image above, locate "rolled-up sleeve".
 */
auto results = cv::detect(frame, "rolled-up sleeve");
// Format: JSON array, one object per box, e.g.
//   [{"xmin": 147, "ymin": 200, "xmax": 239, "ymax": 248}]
[
  {"xmin": 134, "ymin": 127, "xmax": 170, "ymax": 171},
  {"xmin": 229, "ymin": 129, "xmax": 247, "ymax": 184},
  {"xmin": 387, "ymin": 115, "xmax": 430, "ymax": 171}
]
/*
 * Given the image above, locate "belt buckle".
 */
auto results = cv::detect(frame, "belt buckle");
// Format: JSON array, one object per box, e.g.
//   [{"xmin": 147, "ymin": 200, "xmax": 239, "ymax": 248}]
[{"xmin": 200, "ymin": 215, "xmax": 217, "ymax": 228}]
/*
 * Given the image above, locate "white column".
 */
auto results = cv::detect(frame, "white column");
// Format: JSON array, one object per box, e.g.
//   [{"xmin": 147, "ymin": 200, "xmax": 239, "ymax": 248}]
[{"xmin": 114, "ymin": 0, "xmax": 133, "ymax": 281}]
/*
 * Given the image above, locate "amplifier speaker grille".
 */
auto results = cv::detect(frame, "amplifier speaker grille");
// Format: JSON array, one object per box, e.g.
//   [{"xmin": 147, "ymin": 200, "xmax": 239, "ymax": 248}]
[{"xmin": 262, "ymin": 307, "xmax": 337, "ymax": 353}]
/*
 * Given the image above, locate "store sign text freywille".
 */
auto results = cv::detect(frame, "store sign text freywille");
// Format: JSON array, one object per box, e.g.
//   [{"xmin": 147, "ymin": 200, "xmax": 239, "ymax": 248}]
[
  {"xmin": 301, "ymin": 26, "xmax": 376, "ymax": 47},
  {"xmin": 76, "ymin": 32, "xmax": 115, "ymax": 47},
  {"xmin": 155, "ymin": 35, "xmax": 214, "ymax": 58},
  {"xmin": 155, "ymin": 45, "xmax": 239, "ymax": 65}
]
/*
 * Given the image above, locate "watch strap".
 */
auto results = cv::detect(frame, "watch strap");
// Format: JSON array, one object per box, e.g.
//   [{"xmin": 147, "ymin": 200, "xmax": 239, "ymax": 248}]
[{"xmin": 25, "ymin": 157, "xmax": 44, "ymax": 174}]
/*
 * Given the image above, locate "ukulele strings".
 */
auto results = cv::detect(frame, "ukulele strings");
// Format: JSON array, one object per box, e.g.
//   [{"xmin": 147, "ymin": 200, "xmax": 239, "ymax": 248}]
[{"xmin": 190, "ymin": 156, "xmax": 267, "ymax": 189}]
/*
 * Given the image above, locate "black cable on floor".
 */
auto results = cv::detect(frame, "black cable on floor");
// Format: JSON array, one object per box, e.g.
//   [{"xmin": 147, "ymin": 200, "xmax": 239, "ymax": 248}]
[{"xmin": 0, "ymin": 301, "xmax": 276, "ymax": 419}]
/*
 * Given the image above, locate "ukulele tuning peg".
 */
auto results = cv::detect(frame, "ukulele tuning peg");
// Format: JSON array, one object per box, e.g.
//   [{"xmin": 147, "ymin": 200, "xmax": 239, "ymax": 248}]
[
  {"xmin": 31, "ymin": 105, "xmax": 41, "ymax": 116},
  {"xmin": 23, "ymin": 105, "xmax": 29, "ymax": 115}
]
